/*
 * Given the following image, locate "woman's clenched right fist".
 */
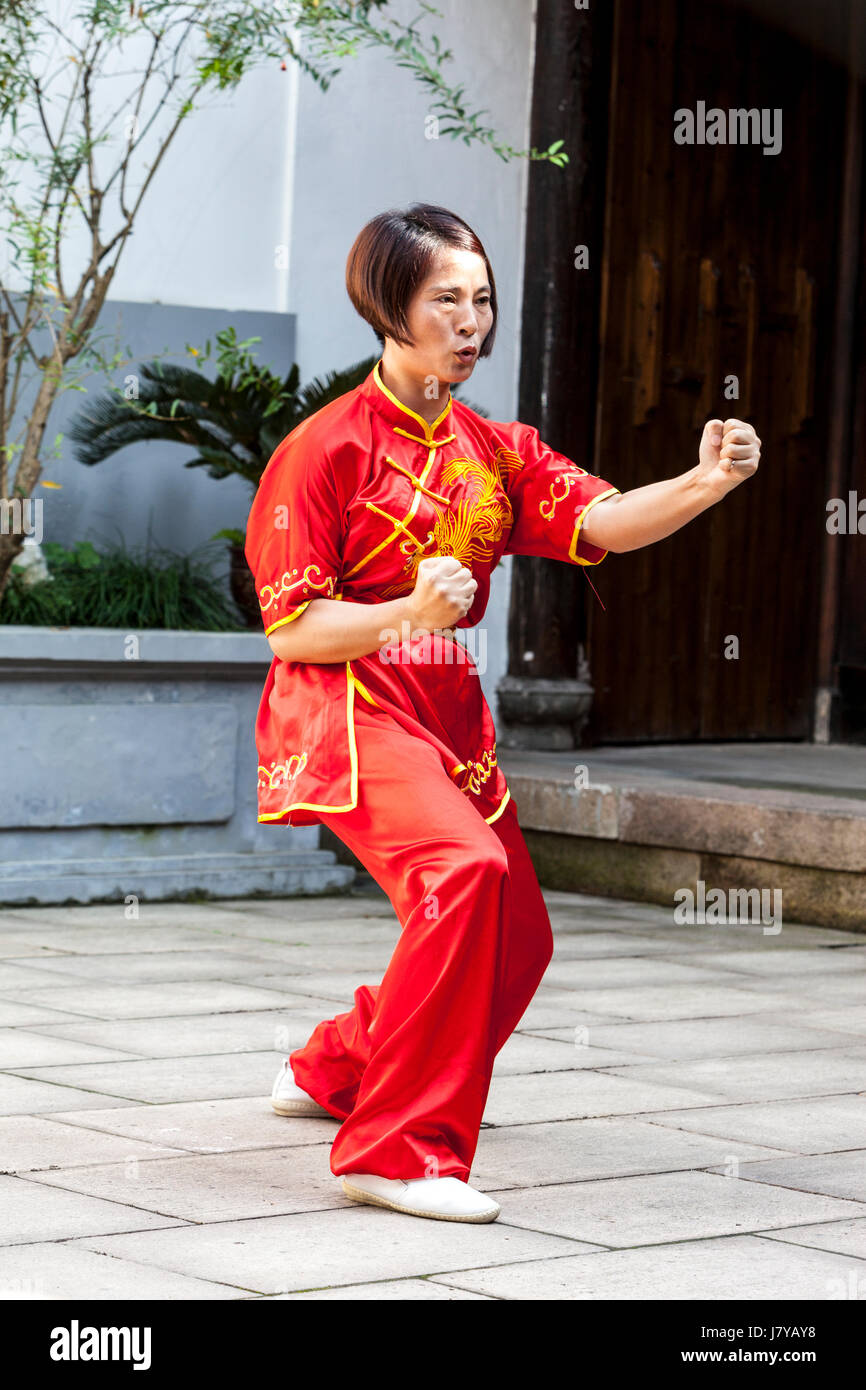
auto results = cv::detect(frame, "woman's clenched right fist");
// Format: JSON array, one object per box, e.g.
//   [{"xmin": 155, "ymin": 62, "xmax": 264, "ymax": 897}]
[{"xmin": 407, "ymin": 555, "xmax": 478, "ymax": 631}]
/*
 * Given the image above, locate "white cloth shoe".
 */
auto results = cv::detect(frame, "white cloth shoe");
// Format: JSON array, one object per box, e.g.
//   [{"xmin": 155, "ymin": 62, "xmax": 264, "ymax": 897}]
[
  {"xmin": 341, "ymin": 1172, "xmax": 501, "ymax": 1223},
  {"xmin": 270, "ymin": 1058, "xmax": 333, "ymax": 1117}
]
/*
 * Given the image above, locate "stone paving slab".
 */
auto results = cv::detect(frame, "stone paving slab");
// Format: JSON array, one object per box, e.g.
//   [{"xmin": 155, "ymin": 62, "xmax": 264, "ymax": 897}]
[
  {"xmin": 644, "ymin": 1095, "xmax": 866, "ymax": 1152},
  {"xmin": 25, "ymin": 1008, "xmax": 334, "ymax": 1060},
  {"xmin": 543, "ymin": 892, "xmax": 678, "ymax": 922},
  {"xmin": 8, "ymin": 1050, "xmax": 312, "ymax": 1106},
  {"xmin": 517, "ymin": 982, "xmax": 814, "ymax": 1023},
  {"xmin": 759, "ymin": 1218, "xmax": 866, "ymax": 1259},
  {"xmin": 0, "ymin": 897, "xmax": 393, "ymax": 931},
  {"xmin": 0, "ymin": 979, "xmax": 325, "ymax": 1020},
  {"xmin": 510, "ymin": 1005, "xmax": 625, "ymax": 1031},
  {"xmin": 260, "ymin": 1278, "xmax": 494, "ymax": 1300},
  {"xmin": 0, "ymin": 998, "xmax": 105, "ymax": 1028},
  {"xmin": 0, "ymin": 1114, "xmax": 188, "ymax": 1173},
  {"xmin": 659, "ymin": 946, "xmax": 866, "ymax": 976},
  {"xmin": 45, "ymin": 1097, "xmax": 340, "ymax": 1153},
  {"xmin": 603, "ymin": 1045, "xmax": 866, "ymax": 1103},
  {"xmin": 0, "ymin": 925, "xmax": 291, "ymax": 955},
  {"xmin": 493, "ymin": 1031, "xmax": 660, "ymax": 1073},
  {"xmin": 0, "ymin": 1073, "xmax": 140, "ymax": 1116},
  {"xmin": 21, "ymin": 1142, "xmax": 353, "ymax": 1223},
  {"xmin": 539, "ymin": 957, "xmax": 750, "ymax": 990},
  {"xmin": 506, "ymin": 992, "xmax": 625, "ymax": 1031},
  {"xmin": 0, "ymin": 961, "xmax": 76, "ymax": 990},
  {"xmin": 550, "ymin": 919, "xmax": 864, "ymax": 948},
  {"xmin": 482, "ymin": 1169, "xmax": 864, "ymax": 1245},
  {"xmin": 210, "ymin": 895, "xmax": 396, "ymax": 921},
  {"xmin": 482, "ymin": 1068, "xmax": 723, "ymax": 1126},
  {"xmin": 0, "ymin": 938, "xmax": 68, "ymax": 959},
  {"xmin": 699, "ymin": 970, "xmax": 866, "ymax": 1005},
  {"xmin": 0, "ymin": 1242, "xmax": 248, "ymax": 1300},
  {"xmin": 14, "ymin": 938, "xmax": 396, "ymax": 980},
  {"xmin": 532, "ymin": 931, "xmax": 719, "ymax": 958},
  {"xmin": 519, "ymin": 1015, "xmax": 866, "ymax": 1060},
  {"xmin": 208, "ymin": 941, "xmax": 399, "ymax": 974},
  {"xmin": 706, "ymin": 1150, "xmax": 866, "ymax": 1202},
  {"xmin": 0, "ymin": 1028, "xmax": 140, "ymax": 1068},
  {"xmin": 248, "ymin": 972, "xmax": 383, "ymax": 1003},
  {"xmin": 182, "ymin": 914, "xmax": 401, "ymax": 945},
  {"xmin": 0, "ymin": 1171, "xmax": 188, "ymax": 1246},
  {"xmin": 469, "ymin": 1116, "xmax": 793, "ymax": 1189},
  {"xmin": 794, "ymin": 1006, "xmax": 866, "ymax": 1035},
  {"xmin": 425, "ymin": 1234, "xmax": 866, "ymax": 1300},
  {"xmin": 72, "ymin": 1208, "xmax": 586, "ymax": 1296},
  {"xmin": 7, "ymin": 950, "xmax": 388, "ymax": 986},
  {"xmin": 548, "ymin": 915, "xmax": 693, "ymax": 935},
  {"xmin": 212, "ymin": 920, "xmax": 402, "ymax": 946}
]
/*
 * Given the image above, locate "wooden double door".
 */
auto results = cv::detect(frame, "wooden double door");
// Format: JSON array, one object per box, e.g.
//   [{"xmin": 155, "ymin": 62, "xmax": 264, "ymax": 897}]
[{"xmin": 580, "ymin": 0, "xmax": 863, "ymax": 741}]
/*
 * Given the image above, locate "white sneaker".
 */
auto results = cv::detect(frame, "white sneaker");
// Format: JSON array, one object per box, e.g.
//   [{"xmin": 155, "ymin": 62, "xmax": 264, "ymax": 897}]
[
  {"xmin": 341, "ymin": 1172, "xmax": 501, "ymax": 1223},
  {"xmin": 270, "ymin": 1058, "xmax": 333, "ymax": 1117}
]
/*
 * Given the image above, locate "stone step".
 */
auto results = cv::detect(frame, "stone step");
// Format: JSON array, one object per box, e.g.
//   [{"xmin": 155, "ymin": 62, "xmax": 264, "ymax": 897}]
[
  {"xmin": 0, "ymin": 850, "xmax": 355, "ymax": 907},
  {"xmin": 498, "ymin": 743, "xmax": 866, "ymax": 929}
]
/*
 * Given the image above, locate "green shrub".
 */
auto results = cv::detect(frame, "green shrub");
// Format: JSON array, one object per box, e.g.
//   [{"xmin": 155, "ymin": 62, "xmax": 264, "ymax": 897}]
[{"xmin": 0, "ymin": 540, "xmax": 246, "ymax": 631}]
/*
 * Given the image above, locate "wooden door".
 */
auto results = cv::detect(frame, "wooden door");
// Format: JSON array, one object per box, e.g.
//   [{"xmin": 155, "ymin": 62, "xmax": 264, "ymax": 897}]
[{"xmin": 586, "ymin": 0, "xmax": 851, "ymax": 741}]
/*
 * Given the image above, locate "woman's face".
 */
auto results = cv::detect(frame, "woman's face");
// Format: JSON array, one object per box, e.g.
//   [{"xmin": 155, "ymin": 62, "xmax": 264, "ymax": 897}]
[{"xmin": 389, "ymin": 246, "xmax": 493, "ymax": 387}]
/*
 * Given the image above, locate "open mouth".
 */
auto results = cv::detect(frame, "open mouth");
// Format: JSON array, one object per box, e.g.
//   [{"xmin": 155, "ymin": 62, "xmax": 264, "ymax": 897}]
[{"xmin": 455, "ymin": 347, "xmax": 477, "ymax": 362}]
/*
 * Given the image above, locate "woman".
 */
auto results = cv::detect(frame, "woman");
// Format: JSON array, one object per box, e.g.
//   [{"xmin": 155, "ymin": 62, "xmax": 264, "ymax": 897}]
[{"xmin": 245, "ymin": 203, "xmax": 760, "ymax": 1224}]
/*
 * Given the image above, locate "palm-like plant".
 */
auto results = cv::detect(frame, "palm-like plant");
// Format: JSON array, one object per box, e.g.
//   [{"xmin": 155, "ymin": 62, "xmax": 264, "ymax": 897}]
[
  {"xmin": 67, "ymin": 330, "xmax": 380, "ymax": 624},
  {"xmin": 69, "ymin": 328, "xmax": 490, "ymax": 626},
  {"xmin": 69, "ymin": 329, "xmax": 379, "ymax": 486}
]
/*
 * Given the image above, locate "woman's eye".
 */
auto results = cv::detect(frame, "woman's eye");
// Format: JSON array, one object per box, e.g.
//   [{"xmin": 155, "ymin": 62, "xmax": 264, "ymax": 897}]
[{"xmin": 438, "ymin": 295, "xmax": 491, "ymax": 306}]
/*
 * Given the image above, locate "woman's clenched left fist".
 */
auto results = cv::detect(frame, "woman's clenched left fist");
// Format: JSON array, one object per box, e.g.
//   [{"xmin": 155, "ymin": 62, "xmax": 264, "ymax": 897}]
[{"xmin": 697, "ymin": 417, "xmax": 761, "ymax": 493}]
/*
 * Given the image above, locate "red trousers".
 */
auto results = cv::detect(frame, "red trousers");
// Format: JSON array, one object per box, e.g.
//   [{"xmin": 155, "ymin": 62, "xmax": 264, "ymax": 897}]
[{"xmin": 289, "ymin": 697, "xmax": 554, "ymax": 1183}]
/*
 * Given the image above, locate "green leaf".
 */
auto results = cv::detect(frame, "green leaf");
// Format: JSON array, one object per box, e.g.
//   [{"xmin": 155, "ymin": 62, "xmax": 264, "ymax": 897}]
[{"xmin": 72, "ymin": 540, "xmax": 102, "ymax": 569}]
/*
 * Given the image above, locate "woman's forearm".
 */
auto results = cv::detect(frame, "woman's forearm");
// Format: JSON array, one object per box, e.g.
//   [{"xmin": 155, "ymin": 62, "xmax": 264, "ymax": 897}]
[
  {"xmin": 582, "ymin": 417, "xmax": 761, "ymax": 553},
  {"xmin": 266, "ymin": 595, "xmax": 416, "ymax": 664},
  {"xmin": 582, "ymin": 464, "xmax": 727, "ymax": 553}
]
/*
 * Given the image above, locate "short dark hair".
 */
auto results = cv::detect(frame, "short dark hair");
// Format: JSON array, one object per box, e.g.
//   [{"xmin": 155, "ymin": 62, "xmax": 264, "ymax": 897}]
[{"xmin": 345, "ymin": 203, "xmax": 497, "ymax": 358}]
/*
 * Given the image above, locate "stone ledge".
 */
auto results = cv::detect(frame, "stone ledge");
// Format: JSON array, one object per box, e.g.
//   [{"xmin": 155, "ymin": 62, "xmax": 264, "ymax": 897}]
[
  {"xmin": 0, "ymin": 850, "xmax": 355, "ymax": 907},
  {"xmin": 500, "ymin": 756, "xmax": 866, "ymax": 874},
  {"xmin": 0, "ymin": 625, "xmax": 273, "ymax": 667},
  {"xmin": 521, "ymin": 831, "xmax": 866, "ymax": 932}
]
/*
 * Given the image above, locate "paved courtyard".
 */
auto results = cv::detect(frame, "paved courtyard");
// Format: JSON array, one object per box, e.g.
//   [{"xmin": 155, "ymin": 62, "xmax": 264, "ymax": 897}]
[{"xmin": 0, "ymin": 885, "xmax": 864, "ymax": 1301}]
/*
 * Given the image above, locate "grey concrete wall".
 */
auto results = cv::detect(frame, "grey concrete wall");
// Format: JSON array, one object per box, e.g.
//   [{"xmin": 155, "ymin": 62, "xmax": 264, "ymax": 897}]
[{"xmin": 0, "ymin": 627, "xmax": 352, "ymax": 904}]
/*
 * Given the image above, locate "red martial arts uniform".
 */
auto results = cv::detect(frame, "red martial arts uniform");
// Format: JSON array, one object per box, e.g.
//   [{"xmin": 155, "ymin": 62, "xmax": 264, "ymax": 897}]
[{"xmin": 244, "ymin": 358, "xmax": 620, "ymax": 1182}]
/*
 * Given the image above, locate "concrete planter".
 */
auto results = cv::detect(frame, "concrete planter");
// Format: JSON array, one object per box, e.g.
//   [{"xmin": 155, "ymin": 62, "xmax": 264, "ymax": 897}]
[{"xmin": 0, "ymin": 626, "xmax": 355, "ymax": 905}]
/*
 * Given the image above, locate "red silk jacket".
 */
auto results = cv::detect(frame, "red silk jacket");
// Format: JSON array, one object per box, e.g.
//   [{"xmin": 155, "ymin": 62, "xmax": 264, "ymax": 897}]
[{"xmin": 244, "ymin": 359, "xmax": 621, "ymax": 827}]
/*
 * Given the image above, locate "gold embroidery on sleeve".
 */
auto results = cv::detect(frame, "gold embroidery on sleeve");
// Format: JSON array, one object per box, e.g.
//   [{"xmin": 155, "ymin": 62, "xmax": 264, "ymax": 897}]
[
  {"xmin": 258, "ymin": 752, "xmax": 309, "ymax": 790},
  {"xmin": 453, "ymin": 744, "xmax": 498, "ymax": 795},
  {"xmin": 539, "ymin": 468, "xmax": 589, "ymax": 522},
  {"xmin": 258, "ymin": 564, "xmax": 337, "ymax": 615}
]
